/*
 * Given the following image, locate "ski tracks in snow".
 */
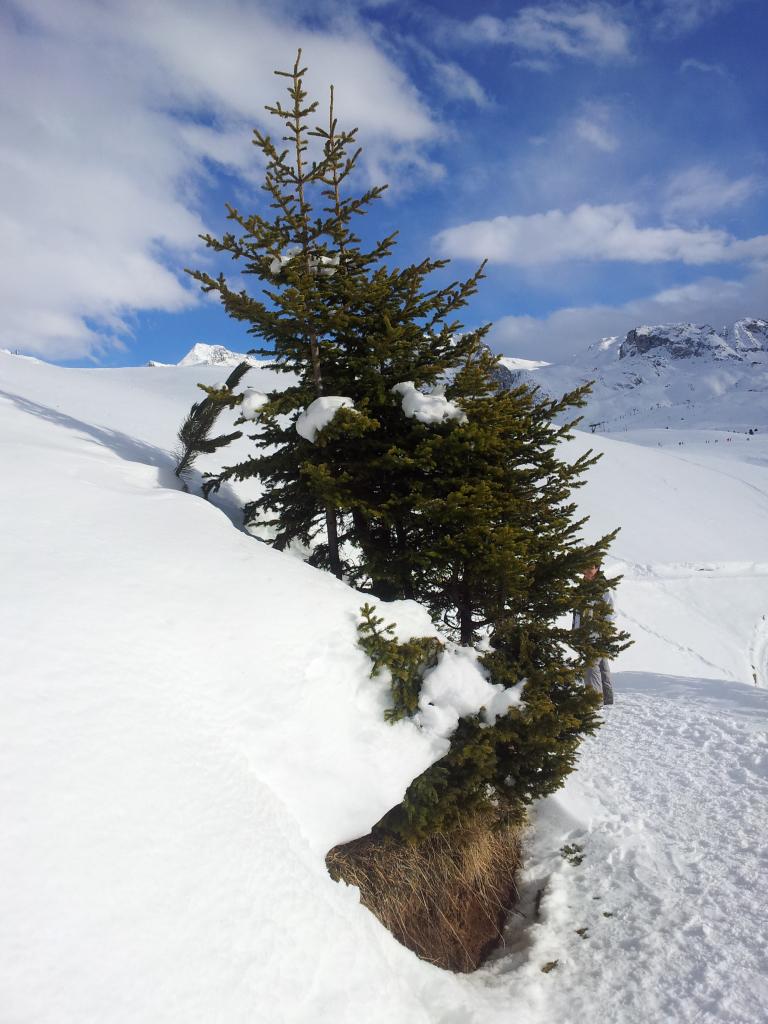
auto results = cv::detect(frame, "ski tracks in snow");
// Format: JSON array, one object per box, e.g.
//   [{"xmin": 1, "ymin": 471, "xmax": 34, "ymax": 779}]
[
  {"xmin": 477, "ymin": 673, "xmax": 768, "ymax": 1024},
  {"xmin": 613, "ymin": 560, "xmax": 768, "ymax": 687}
]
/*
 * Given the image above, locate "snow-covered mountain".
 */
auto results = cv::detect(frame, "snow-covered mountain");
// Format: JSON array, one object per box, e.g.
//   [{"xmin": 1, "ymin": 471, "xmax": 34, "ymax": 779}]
[
  {"xmin": 619, "ymin": 318, "xmax": 768, "ymax": 361},
  {"xmin": 498, "ymin": 355, "xmax": 551, "ymax": 372},
  {"xmin": 149, "ymin": 342, "xmax": 262, "ymax": 368},
  {"xmin": 2, "ymin": 349, "xmax": 767, "ymax": 1023},
  {"xmin": 521, "ymin": 318, "xmax": 768, "ymax": 435}
]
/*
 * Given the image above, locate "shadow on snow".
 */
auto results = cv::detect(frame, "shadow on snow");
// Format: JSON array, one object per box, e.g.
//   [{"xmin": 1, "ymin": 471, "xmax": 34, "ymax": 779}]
[{"xmin": 0, "ymin": 388, "xmax": 250, "ymax": 534}]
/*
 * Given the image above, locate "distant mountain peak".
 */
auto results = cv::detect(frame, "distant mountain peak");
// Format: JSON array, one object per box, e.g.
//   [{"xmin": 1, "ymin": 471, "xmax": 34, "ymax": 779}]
[
  {"xmin": 147, "ymin": 343, "xmax": 261, "ymax": 368},
  {"xmin": 619, "ymin": 319, "xmax": 768, "ymax": 362},
  {"xmin": 502, "ymin": 316, "xmax": 768, "ymax": 434},
  {"xmin": 177, "ymin": 343, "xmax": 260, "ymax": 367}
]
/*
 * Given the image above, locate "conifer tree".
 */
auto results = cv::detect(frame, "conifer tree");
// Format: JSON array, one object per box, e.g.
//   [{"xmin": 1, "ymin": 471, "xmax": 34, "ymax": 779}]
[
  {"xmin": 353, "ymin": 345, "xmax": 631, "ymax": 840},
  {"xmin": 187, "ymin": 54, "xmax": 486, "ymax": 587},
  {"xmin": 184, "ymin": 55, "xmax": 630, "ymax": 844},
  {"xmin": 174, "ymin": 361, "xmax": 251, "ymax": 486},
  {"xmin": 188, "ymin": 52, "xmax": 357, "ymax": 574}
]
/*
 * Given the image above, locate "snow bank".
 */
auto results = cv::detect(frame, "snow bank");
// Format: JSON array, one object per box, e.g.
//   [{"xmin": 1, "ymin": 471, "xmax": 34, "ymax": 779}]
[
  {"xmin": 296, "ymin": 396, "xmax": 355, "ymax": 441},
  {"xmin": 565, "ymin": 428, "xmax": 768, "ymax": 682},
  {"xmin": 1, "ymin": 348, "xmax": 44, "ymax": 363},
  {"xmin": 392, "ymin": 381, "xmax": 467, "ymax": 425},
  {"xmin": 0, "ymin": 352, "xmax": 476, "ymax": 1022}
]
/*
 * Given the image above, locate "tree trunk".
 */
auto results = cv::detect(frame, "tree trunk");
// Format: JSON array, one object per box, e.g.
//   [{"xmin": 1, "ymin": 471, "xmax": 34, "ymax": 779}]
[
  {"xmin": 458, "ymin": 575, "xmax": 475, "ymax": 646},
  {"xmin": 326, "ymin": 507, "xmax": 342, "ymax": 578}
]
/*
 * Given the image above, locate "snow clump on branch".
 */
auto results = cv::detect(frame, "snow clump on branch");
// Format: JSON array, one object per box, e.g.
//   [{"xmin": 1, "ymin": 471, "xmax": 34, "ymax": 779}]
[
  {"xmin": 296, "ymin": 396, "xmax": 355, "ymax": 442},
  {"xmin": 269, "ymin": 247, "xmax": 340, "ymax": 278},
  {"xmin": 240, "ymin": 389, "xmax": 269, "ymax": 421},
  {"xmin": 415, "ymin": 646, "xmax": 526, "ymax": 741},
  {"xmin": 392, "ymin": 381, "xmax": 468, "ymax": 425}
]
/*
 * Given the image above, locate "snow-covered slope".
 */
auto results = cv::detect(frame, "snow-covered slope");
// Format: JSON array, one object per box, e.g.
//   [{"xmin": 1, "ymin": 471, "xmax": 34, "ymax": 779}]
[
  {"xmin": 1, "ymin": 350, "xmax": 767, "ymax": 1023},
  {"xmin": 0, "ymin": 351, "xmax": 472, "ymax": 1023},
  {"xmin": 524, "ymin": 318, "xmax": 768, "ymax": 435},
  {"xmin": 498, "ymin": 355, "xmax": 550, "ymax": 372}
]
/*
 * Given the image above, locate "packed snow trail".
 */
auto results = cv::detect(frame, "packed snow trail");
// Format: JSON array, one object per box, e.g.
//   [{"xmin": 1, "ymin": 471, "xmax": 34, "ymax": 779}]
[{"xmin": 473, "ymin": 672, "xmax": 768, "ymax": 1024}]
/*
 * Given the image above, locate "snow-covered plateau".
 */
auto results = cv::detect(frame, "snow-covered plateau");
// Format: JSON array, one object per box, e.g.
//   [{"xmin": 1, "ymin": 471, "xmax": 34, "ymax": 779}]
[{"xmin": 1, "ymin": 346, "xmax": 767, "ymax": 1023}]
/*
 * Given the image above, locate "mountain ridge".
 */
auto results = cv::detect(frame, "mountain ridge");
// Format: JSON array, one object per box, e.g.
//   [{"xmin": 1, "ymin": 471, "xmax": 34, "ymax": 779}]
[
  {"xmin": 618, "ymin": 318, "xmax": 768, "ymax": 362},
  {"xmin": 517, "ymin": 317, "xmax": 768, "ymax": 435}
]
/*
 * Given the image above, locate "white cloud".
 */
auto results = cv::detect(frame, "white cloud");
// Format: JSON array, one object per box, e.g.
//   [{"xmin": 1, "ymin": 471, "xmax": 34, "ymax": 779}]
[
  {"xmin": 513, "ymin": 56, "xmax": 557, "ymax": 72},
  {"xmin": 680, "ymin": 57, "xmax": 730, "ymax": 77},
  {"xmin": 405, "ymin": 37, "xmax": 491, "ymax": 107},
  {"xmin": 573, "ymin": 102, "xmax": 618, "ymax": 151},
  {"xmin": 497, "ymin": 102, "xmax": 629, "ymax": 211},
  {"xmin": 651, "ymin": 0, "xmax": 737, "ymax": 34},
  {"xmin": 456, "ymin": 5, "xmax": 631, "ymax": 62},
  {"xmin": 574, "ymin": 118, "xmax": 618, "ymax": 151},
  {"xmin": 430, "ymin": 59, "xmax": 491, "ymax": 107},
  {"xmin": 663, "ymin": 166, "xmax": 764, "ymax": 220},
  {"xmin": 0, "ymin": 0, "xmax": 440, "ymax": 359},
  {"xmin": 489, "ymin": 262, "xmax": 768, "ymax": 360},
  {"xmin": 435, "ymin": 203, "xmax": 768, "ymax": 267}
]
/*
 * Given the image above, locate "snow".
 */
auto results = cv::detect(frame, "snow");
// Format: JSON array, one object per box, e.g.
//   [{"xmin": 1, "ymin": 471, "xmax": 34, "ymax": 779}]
[
  {"xmin": 270, "ymin": 248, "xmax": 340, "ymax": 278},
  {"xmin": 269, "ymin": 244, "xmax": 301, "ymax": 275},
  {"xmin": 295, "ymin": 395, "xmax": 354, "ymax": 441},
  {"xmin": 521, "ymin": 317, "xmax": 768, "ymax": 436},
  {"xmin": 240, "ymin": 387, "xmax": 269, "ymax": 421},
  {"xmin": 482, "ymin": 681, "xmax": 527, "ymax": 725},
  {"xmin": 392, "ymin": 380, "xmax": 468, "ymax": 425},
  {"xmin": 498, "ymin": 355, "xmax": 550, "ymax": 372},
  {"xmin": 0, "ymin": 352, "xmax": 459, "ymax": 1023},
  {"xmin": 312, "ymin": 253, "xmax": 340, "ymax": 277},
  {"xmin": 175, "ymin": 342, "xmax": 261, "ymax": 368},
  {"xmin": 2, "ymin": 345, "xmax": 768, "ymax": 1022},
  {"xmin": 1, "ymin": 348, "xmax": 44, "ymax": 363},
  {"xmin": 416, "ymin": 647, "xmax": 525, "ymax": 739},
  {"xmin": 479, "ymin": 672, "xmax": 768, "ymax": 1024}
]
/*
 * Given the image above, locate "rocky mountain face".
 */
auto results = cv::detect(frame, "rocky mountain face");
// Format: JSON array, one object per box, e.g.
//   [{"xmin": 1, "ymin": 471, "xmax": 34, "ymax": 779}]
[
  {"xmin": 619, "ymin": 319, "xmax": 768, "ymax": 362},
  {"xmin": 517, "ymin": 318, "xmax": 768, "ymax": 434}
]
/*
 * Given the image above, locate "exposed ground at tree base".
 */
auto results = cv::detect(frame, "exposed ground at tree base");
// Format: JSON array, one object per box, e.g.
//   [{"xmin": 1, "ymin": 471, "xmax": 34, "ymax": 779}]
[{"xmin": 327, "ymin": 812, "xmax": 522, "ymax": 972}]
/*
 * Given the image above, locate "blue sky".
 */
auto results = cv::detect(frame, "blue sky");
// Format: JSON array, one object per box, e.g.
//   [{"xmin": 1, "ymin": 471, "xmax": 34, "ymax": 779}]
[{"xmin": 1, "ymin": 0, "xmax": 766, "ymax": 366}]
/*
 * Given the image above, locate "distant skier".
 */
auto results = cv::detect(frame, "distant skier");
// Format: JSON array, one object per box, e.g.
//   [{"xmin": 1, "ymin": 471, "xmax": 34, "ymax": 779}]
[{"xmin": 573, "ymin": 564, "xmax": 615, "ymax": 706}]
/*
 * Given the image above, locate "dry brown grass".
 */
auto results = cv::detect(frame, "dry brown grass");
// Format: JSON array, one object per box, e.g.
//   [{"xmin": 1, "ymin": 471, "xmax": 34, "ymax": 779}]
[{"xmin": 326, "ymin": 810, "xmax": 523, "ymax": 972}]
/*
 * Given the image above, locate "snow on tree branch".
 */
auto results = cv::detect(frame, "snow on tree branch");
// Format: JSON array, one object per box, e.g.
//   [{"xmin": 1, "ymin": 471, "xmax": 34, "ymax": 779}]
[
  {"xmin": 240, "ymin": 388, "xmax": 269, "ymax": 421},
  {"xmin": 296, "ymin": 396, "xmax": 355, "ymax": 441},
  {"xmin": 269, "ymin": 247, "xmax": 340, "ymax": 277},
  {"xmin": 392, "ymin": 381, "xmax": 468, "ymax": 425}
]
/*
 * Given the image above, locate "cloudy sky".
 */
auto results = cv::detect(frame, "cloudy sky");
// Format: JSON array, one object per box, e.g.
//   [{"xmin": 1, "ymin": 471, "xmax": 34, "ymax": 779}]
[{"xmin": 1, "ymin": 0, "xmax": 766, "ymax": 365}]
